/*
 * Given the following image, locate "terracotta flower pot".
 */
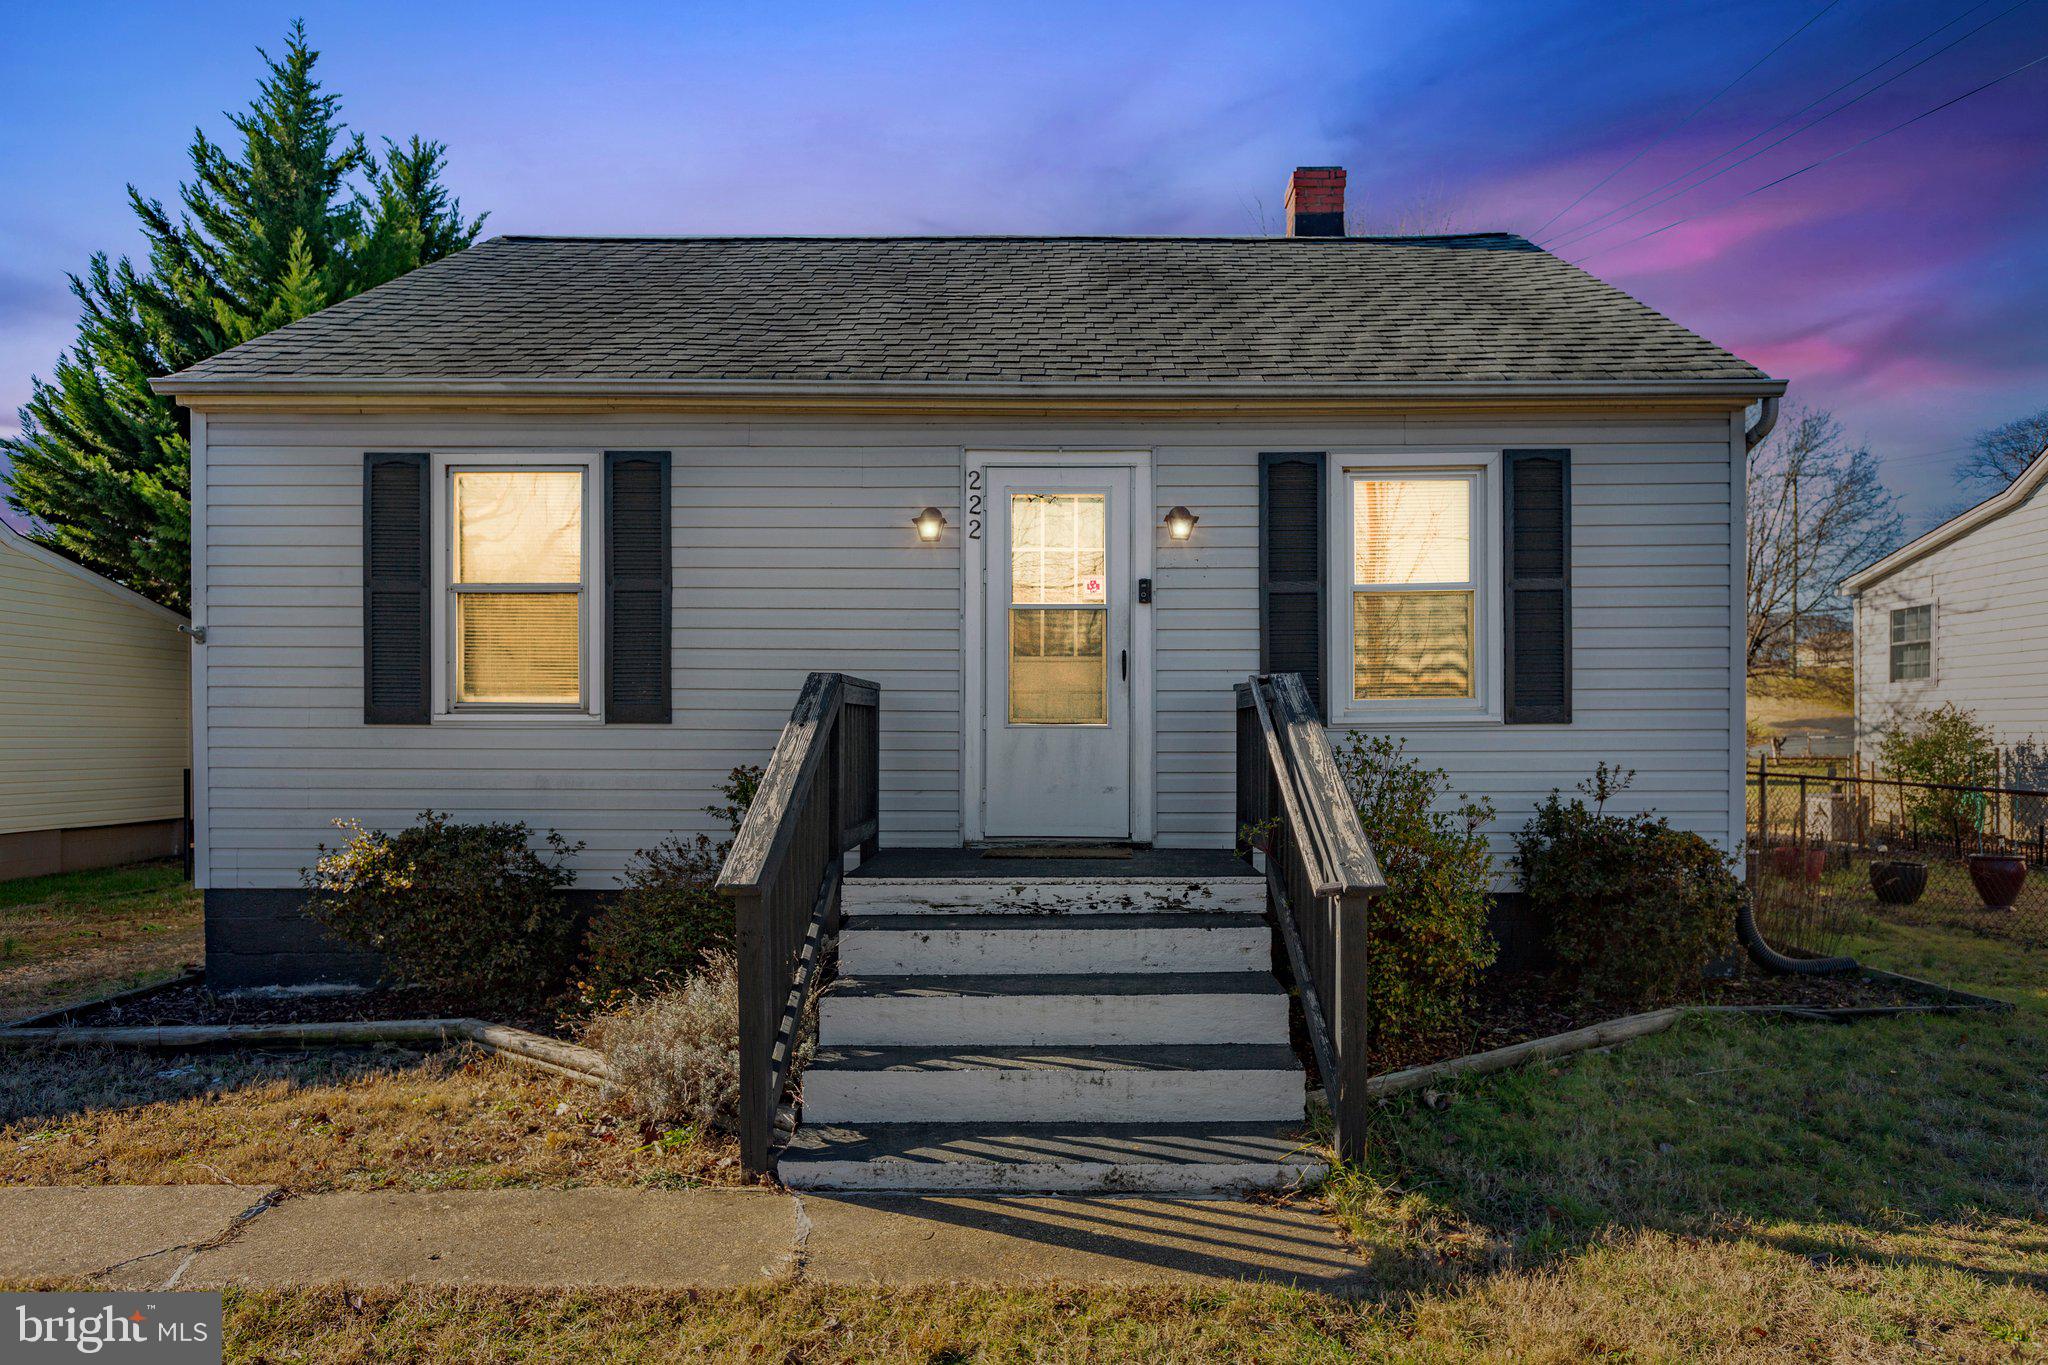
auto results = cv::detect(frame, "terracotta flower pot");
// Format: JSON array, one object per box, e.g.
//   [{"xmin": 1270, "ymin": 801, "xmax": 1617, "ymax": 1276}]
[
  {"xmin": 1768, "ymin": 845, "xmax": 1825, "ymax": 883},
  {"xmin": 1868, "ymin": 860, "xmax": 1927, "ymax": 907},
  {"xmin": 1966, "ymin": 854, "xmax": 2027, "ymax": 910}
]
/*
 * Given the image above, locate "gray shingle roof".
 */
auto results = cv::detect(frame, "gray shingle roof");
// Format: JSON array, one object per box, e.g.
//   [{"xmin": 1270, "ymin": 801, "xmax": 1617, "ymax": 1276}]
[{"xmin": 159, "ymin": 234, "xmax": 1773, "ymax": 392}]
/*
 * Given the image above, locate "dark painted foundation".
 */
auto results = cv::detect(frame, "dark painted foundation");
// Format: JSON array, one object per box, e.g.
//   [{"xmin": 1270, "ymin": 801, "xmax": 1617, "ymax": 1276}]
[
  {"xmin": 205, "ymin": 889, "xmax": 380, "ymax": 990},
  {"xmin": 204, "ymin": 888, "xmax": 614, "ymax": 990}
]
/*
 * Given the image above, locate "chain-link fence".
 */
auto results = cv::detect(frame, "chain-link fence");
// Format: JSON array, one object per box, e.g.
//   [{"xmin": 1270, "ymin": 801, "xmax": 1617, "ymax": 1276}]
[{"xmin": 1748, "ymin": 758, "xmax": 2048, "ymax": 957}]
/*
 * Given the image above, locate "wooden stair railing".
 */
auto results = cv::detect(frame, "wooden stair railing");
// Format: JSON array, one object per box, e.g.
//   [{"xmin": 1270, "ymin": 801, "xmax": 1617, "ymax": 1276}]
[
  {"xmin": 1235, "ymin": 673, "xmax": 1385, "ymax": 1163},
  {"xmin": 718, "ymin": 672, "xmax": 881, "ymax": 1174}
]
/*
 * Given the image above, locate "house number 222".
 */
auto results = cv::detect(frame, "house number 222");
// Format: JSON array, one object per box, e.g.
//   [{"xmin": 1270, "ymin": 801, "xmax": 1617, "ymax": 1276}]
[{"xmin": 966, "ymin": 469, "xmax": 983, "ymax": 539}]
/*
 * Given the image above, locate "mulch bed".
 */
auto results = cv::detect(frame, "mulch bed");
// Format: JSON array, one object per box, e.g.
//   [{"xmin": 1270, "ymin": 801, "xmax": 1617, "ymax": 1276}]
[
  {"xmin": 52, "ymin": 982, "xmax": 577, "ymax": 1039},
  {"xmin": 1370, "ymin": 966, "xmax": 1935, "ymax": 1076}
]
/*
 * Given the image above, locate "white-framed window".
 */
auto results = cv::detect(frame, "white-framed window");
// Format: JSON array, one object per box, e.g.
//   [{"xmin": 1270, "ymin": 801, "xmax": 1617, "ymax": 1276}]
[
  {"xmin": 1328, "ymin": 453, "xmax": 1500, "ymax": 724},
  {"xmin": 434, "ymin": 455, "xmax": 601, "ymax": 717},
  {"xmin": 1889, "ymin": 604, "xmax": 1932, "ymax": 682}
]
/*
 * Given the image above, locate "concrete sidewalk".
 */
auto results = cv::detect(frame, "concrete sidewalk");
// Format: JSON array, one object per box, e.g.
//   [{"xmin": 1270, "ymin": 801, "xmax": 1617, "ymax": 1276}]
[{"xmin": 0, "ymin": 1185, "xmax": 1369, "ymax": 1293}]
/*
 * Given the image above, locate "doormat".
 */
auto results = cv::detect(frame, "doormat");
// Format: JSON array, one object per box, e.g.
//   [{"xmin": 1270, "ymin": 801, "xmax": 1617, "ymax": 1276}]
[{"xmin": 981, "ymin": 845, "xmax": 1134, "ymax": 860}]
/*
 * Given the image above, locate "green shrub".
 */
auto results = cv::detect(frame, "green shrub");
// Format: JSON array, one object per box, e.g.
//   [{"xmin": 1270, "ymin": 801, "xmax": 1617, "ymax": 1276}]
[
  {"xmin": 1333, "ymin": 734, "xmax": 1497, "ymax": 1060},
  {"xmin": 303, "ymin": 811, "xmax": 582, "ymax": 1009},
  {"xmin": 1877, "ymin": 703, "xmax": 1997, "ymax": 844},
  {"xmin": 580, "ymin": 834, "xmax": 730, "ymax": 1003},
  {"xmin": 1515, "ymin": 765, "xmax": 1741, "ymax": 1006},
  {"xmin": 577, "ymin": 765, "xmax": 763, "ymax": 1003}
]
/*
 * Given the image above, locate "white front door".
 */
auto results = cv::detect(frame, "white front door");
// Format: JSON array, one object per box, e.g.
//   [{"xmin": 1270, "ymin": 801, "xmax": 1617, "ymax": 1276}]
[{"xmin": 982, "ymin": 466, "xmax": 1134, "ymax": 838}]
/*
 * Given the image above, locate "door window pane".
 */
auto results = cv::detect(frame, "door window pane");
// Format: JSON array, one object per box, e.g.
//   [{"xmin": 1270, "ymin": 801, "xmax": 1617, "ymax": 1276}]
[
  {"xmin": 456, "ymin": 592, "xmax": 581, "ymax": 704},
  {"xmin": 454, "ymin": 471, "xmax": 583, "ymax": 584},
  {"xmin": 1010, "ymin": 493, "xmax": 1106, "ymax": 605},
  {"xmin": 1353, "ymin": 478, "xmax": 1469, "ymax": 584},
  {"xmin": 1353, "ymin": 591, "xmax": 1474, "ymax": 699},
  {"xmin": 1009, "ymin": 608, "xmax": 1108, "ymax": 724}
]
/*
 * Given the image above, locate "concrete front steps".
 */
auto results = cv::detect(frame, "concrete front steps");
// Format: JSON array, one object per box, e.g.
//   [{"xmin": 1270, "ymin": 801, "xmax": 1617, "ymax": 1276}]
[{"xmin": 780, "ymin": 852, "xmax": 1323, "ymax": 1194}]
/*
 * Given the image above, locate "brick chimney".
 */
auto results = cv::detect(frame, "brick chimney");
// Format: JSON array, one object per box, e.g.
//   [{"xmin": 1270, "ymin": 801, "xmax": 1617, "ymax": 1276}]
[{"xmin": 1284, "ymin": 166, "xmax": 1345, "ymax": 237}]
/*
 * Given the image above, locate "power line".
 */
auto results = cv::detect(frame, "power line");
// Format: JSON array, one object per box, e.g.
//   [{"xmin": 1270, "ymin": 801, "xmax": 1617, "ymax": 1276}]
[
  {"xmin": 1570, "ymin": 49, "xmax": 2048, "ymax": 265},
  {"xmin": 1541, "ymin": 0, "xmax": 2009, "ymax": 250},
  {"xmin": 1528, "ymin": 0, "xmax": 1845, "ymax": 238},
  {"xmin": 1548, "ymin": 0, "xmax": 2031, "ymax": 250}
]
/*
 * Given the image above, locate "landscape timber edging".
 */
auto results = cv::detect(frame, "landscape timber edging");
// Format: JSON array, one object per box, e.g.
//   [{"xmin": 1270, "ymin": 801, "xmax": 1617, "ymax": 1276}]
[
  {"xmin": 1364, "ymin": 973, "xmax": 2013, "ymax": 1102},
  {"xmin": 6, "ymin": 968, "xmax": 207, "ymax": 1029},
  {"xmin": 0, "ymin": 1016, "xmax": 613, "ymax": 1086}
]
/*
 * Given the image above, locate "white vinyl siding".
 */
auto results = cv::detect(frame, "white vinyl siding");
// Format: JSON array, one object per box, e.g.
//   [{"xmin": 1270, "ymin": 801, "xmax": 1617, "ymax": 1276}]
[
  {"xmin": 0, "ymin": 538, "xmax": 189, "ymax": 835},
  {"xmin": 1854, "ymin": 476, "xmax": 2048, "ymax": 754},
  {"xmin": 197, "ymin": 409, "xmax": 1741, "ymax": 887}
]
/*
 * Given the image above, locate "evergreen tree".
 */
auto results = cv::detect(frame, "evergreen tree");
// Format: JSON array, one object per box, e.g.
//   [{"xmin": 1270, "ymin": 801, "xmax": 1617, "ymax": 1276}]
[{"xmin": 4, "ymin": 22, "xmax": 484, "ymax": 608}]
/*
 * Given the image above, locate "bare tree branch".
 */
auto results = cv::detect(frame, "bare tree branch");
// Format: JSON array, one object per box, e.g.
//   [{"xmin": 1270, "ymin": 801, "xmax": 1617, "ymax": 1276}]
[
  {"xmin": 1956, "ymin": 407, "xmax": 2048, "ymax": 498},
  {"xmin": 1748, "ymin": 407, "xmax": 1903, "ymax": 674}
]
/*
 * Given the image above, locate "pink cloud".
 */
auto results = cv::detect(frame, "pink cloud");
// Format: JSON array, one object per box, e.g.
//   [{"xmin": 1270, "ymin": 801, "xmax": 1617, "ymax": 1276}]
[
  {"xmin": 1589, "ymin": 199, "xmax": 1822, "ymax": 274},
  {"xmin": 1742, "ymin": 332, "xmax": 1862, "ymax": 379}
]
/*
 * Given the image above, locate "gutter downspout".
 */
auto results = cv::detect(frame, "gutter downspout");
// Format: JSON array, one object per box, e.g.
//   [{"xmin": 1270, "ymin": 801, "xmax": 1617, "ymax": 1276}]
[
  {"xmin": 1744, "ymin": 395, "xmax": 1780, "ymax": 451},
  {"xmin": 1738, "ymin": 390, "xmax": 1855, "ymax": 973}
]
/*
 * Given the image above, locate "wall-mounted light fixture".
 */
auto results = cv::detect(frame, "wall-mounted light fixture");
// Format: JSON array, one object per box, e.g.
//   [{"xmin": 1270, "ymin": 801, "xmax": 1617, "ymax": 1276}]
[
  {"xmin": 1164, "ymin": 505, "xmax": 1200, "ymax": 541},
  {"xmin": 912, "ymin": 506, "xmax": 948, "ymax": 542}
]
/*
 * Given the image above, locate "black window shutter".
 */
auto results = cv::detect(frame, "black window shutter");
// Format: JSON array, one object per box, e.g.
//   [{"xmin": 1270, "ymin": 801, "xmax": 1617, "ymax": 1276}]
[
  {"xmin": 362, "ymin": 453, "xmax": 430, "ymax": 725},
  {"xmin": 604, "ymin": 451, "xmax": 672, "ymax": 724},
  {"xmin": 1503, "ymin": 449, "xmax": 1572, "ymax": 725},
  {"xmin": 1259, "ymin": 453, "xmax": 1326, "ymax": 715}
]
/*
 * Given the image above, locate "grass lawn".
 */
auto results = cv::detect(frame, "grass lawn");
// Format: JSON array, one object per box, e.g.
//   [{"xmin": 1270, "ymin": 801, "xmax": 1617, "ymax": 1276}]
[
  {"xmin": 0, "ymin": 1045, "xmax": 739, "ymax": 1191},
  {"xmin": 1747, "ymin": 665, "xmax": 1853, "ymax": 714},
  {"xmin": 229, "ymin": 916, "xmax": 2048, "ymax": 1359},
  {"xmin": 9, "ymin": 869, "xmax": 2043, "ymax": 1359},
  {"xmin": 0, "ymin": 861, "xmax": 201, "ymax": 1019}
]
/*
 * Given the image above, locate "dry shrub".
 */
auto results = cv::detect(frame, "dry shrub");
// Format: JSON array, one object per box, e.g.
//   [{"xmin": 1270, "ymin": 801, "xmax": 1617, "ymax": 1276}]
[{"xmin": 583, "ymin": 951, "xmax": 740, "ymax": 1133}]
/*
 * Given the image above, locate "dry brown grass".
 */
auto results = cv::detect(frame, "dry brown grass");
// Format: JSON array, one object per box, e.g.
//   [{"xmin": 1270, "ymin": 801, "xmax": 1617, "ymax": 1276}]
[
  {"xmin": 0, "ymin": 861, "xmax": 200, "ymax": 1018},
  {"xmin": 0, "ymin": 1044, "xmax": 742, "ymax": 1192},
  {"xmin": 7, "ymin": 1229, "xmax": 2024, "ymax": 1362}
]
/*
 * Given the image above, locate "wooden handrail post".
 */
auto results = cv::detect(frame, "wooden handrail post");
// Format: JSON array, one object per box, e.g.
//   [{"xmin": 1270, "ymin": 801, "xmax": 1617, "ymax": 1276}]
[
  {"xmin": 732, "ymin": 883, "xmax": 772, "ymax": 1174},
  {"xmin": 1236, "ymin": 673, "xmax": 1383, "ymax": 1168},
  {"xmin": 861, "ymin": 699, "xmax": 880, "ymax": 862},
  {"xmin": 1331, "ymin": 888, "xmax": 1371, "ymax": 1164},
  {"xmin": 721, "ymin": 671, "xmax": 883, "ymax": 1179}
]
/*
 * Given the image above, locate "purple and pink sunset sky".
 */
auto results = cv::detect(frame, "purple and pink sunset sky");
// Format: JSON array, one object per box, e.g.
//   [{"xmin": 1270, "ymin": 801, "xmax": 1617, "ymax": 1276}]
[{"xmin": 3, "ymin": 0, "xmax": 2044, "ymax": 530}]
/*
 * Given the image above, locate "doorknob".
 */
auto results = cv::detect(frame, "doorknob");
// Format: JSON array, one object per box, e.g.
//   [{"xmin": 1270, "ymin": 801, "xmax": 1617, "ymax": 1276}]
[{"xmin": 1121, "ymin": 649, "xmax": 1128, "ymax": 681}]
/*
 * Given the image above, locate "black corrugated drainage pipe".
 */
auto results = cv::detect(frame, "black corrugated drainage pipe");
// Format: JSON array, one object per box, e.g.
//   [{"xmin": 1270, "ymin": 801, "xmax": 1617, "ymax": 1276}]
[{"xmin": 1737, "ymin": 894, "xmax": 1858, "ymax": 975}]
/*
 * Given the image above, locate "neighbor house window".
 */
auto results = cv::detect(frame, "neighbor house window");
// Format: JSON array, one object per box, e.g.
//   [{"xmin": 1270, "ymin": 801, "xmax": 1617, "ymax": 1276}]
[
  {"xmin": 1333, "ymin": 460, "xmax": 1496, "ymax": 721},
  {"xmin": 450, "ymin": 468, "xmax": 587, "ymax": 708},
  {"xmin": 1889, "ymin": 604, "xmax": 1932, "ymax": 682}
]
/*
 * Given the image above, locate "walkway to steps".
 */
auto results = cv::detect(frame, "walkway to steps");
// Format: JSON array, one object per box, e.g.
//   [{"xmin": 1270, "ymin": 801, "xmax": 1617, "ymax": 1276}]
[
  {"xmin": 778, "ymin": 848, "xmax": 1326, "ymax": 1194},
  {"xmin": 0, "ymin": 1185, "xmax": 1370, "ymax": 1292}
]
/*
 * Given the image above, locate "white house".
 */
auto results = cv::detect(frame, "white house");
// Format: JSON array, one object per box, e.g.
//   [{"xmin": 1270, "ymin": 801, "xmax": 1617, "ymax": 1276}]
[
  {"xmin": 0, "ymin": 523, "xmax": 190, "ymax": 879},
  {"xmin": 1842, "ymin": 448, "xmax": 2048, "ymax": 761},
  {"xmin": 152, "ymin": 167, "xmax": 1782, "ymax": 1190}
]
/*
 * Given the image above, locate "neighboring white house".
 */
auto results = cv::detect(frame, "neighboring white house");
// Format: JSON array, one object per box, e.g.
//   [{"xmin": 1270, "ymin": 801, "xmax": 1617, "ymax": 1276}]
[
  {"xmin": 152, "ymin": 167, "xmax": 1783, "ymax": 988},
  {"xmin": 1842, "ymin": 448, "xmax": 2048, "ymax": 760},
  {"xmin": 0, "ymin": 523, "xmax": 190, "ymax": 879}
]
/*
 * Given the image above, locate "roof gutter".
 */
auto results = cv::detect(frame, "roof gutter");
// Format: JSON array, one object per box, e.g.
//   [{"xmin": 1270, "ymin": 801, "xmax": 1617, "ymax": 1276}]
[
  {"xmin": 150, "ymin": 375, "xmax": 1787, "ymax": 402},
  {"xmin": 1743, "ymin": 395, "xmax": 1780, "ymax": 451}
]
